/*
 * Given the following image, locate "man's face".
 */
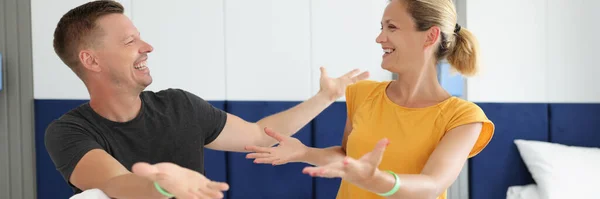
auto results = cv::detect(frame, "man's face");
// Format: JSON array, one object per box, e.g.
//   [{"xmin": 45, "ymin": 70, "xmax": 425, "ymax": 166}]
[{"xmin": 90, "ymin": 13, "xmax": 154, "ymax": 91}]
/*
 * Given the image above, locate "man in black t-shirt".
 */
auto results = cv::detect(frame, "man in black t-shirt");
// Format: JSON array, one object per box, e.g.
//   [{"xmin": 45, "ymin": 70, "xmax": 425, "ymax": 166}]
[{"xmin": 46, "ymin": 1, "xmax": 369, "ymax": 199}]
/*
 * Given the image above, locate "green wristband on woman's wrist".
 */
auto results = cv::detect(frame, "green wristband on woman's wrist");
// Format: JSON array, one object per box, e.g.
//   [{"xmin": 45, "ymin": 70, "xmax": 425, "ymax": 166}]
[
  {"xmin": 377, "ymin": 170, "xmax": 401, "ymax": 197},
  {"xmin": 154, "ymin": 182, "xmax": 175, "ymax": 198}
]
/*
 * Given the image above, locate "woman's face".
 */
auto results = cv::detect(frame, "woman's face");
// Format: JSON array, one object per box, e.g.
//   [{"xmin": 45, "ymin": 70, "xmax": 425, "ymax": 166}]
[{"xmin": 376, "ymin": 0, "xmax": 440, "ymax": 74}]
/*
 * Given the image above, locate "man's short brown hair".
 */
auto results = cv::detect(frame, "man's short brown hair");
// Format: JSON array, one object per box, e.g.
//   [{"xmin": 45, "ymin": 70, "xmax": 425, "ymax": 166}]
[{"xmin": 53, "ymin": 0, "xmax": 124, "ymax": 76}]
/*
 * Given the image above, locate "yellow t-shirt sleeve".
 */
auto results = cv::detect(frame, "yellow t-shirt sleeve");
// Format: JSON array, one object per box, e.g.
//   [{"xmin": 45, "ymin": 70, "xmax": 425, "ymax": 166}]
[
  {"xmin": 446, "ymin": 102, "xmax": 495, "ymax": 158},
  {"xmin": 345, "ymin": 80, "xmax": 378, "ymax": 121}
]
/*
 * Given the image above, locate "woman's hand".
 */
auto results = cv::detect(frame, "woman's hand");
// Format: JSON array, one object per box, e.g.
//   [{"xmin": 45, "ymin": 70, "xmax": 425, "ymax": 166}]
[
  {"xmin": 302, "ymin": 138, "xmax": 389, "ymax": 186},
  {"xmin": 245, "ymin": 128, "xmax": 309, "ymax": 166}
]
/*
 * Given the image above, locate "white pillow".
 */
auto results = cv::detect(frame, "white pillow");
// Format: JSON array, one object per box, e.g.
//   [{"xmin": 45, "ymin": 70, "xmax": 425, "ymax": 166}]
[
  {"xmin": 514, "ymin": 139, "xmax": 600, "ymax": 199},
  {"xmin": 69, "ymin": 189, "xmax": 110, "ymax": 199},
  {"xmin": 506, "ymin": 184, "xmax": 539, "ymax": 199}
]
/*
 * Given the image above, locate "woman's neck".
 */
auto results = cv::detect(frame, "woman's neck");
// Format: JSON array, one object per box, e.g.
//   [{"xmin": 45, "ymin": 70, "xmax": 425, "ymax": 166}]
[{"xmin": 387, "ymin": 68, "xmax": 451, "ymax": 108}]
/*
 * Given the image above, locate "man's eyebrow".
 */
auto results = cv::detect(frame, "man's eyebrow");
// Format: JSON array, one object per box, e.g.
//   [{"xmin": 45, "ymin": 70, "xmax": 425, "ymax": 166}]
[{"xmin": 122, "ymin": 32, "xmax": 140, "ymax": 42}]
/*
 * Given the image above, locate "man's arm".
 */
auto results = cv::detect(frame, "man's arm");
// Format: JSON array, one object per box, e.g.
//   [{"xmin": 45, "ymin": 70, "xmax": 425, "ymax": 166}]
[
  {"xmin": 71, "ymin": 149, "xmax": 169, "ymax": 199},
  {"xmin": 71, "ymin": 150, "xmax": 228, "ymax": 199},
  {"xmin": 205, "ymin": 91, "xmax": 334, "ymax": 152},
  {"xmin": 45, "ymin": 120, "xmax": 227, "ymax": 199},
  {"xmin": 205, "ymin": 68, "xmax": 369, "ymax": 152},
  {"xmin": 45, "ymin": 121, "xmax": 167, "ymax": 198},
  {"xmin": 296, "ymin": 115, "xmax": 353, "ymax": 166},
  {"xmin": 245, "ymin": 115, "xmax": 353, "ymax": 166}
]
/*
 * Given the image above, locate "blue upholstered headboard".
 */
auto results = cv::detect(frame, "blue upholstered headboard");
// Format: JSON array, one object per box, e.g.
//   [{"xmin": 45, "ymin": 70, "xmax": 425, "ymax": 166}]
[
  {"xmin": 34, "ymin": 99, "xmax": 600, "ymax": 199},
  {"xmin": 469, "ymin": 103, "xmax": 600, "ymax": 199}
]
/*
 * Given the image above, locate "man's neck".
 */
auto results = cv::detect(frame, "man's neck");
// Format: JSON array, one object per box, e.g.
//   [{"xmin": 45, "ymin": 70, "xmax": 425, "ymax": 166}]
[{"xmin": 88, "ymin": 88, "xmax": 143, "ymax": 123}]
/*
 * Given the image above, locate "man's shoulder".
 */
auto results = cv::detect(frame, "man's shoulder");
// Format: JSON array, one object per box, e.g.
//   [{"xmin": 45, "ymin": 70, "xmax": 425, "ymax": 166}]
[
  {"xmin": 44, "ymin": 103, "xmax": 99, "ymax": 143},
  {"xmin": 142, "ymin": 88, "xmax": 200, "ymax": 101},
  {"xmin": 140, "ymin": 88, "xmax": 214, "ymax": 117}
]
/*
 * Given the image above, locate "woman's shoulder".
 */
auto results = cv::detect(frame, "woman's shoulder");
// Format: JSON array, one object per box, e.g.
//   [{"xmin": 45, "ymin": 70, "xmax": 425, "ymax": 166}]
[
  {"xmin": 443, "ymin": 97, "xmax": 486, "ymax": 115},
  {"xmin": 346, "ymin": 80, "xmax": 389, "ymax": 95}
]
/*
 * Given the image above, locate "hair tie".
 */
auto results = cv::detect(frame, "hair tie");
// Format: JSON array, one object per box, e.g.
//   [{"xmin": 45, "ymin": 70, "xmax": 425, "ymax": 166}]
[{"xmin": 454, "ymin": 24, "xmax": 461, "ymax": 33}]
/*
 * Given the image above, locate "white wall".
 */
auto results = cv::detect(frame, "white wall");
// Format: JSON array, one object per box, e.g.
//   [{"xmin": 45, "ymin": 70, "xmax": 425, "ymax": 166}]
[
  {"xmin": 466, "ymin": 0, "xmax": 600, "ymax": 103},
  {"xmin": 31, "ymin": 0, "xmax": 391, "ymax": 101},
  {"xmin": 32, "ymin": 0, "xmax": 133, "ymax": 100}
]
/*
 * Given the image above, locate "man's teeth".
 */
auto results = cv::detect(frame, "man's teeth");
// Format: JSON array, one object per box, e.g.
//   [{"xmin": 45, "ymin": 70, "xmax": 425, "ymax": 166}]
[
  {"xmin": 384, "ymin": 49, "xmax": 394, "ymax": 53},
  {"xmin": 134, "ymin": 61, "xmax": 147, "ymax": 70}
]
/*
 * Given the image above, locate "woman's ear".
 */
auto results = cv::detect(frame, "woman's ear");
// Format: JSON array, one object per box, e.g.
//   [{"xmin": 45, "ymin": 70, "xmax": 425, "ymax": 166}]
[{"xmin": 423, "ymin": 26, "xmax": 441, "ymax": 49}]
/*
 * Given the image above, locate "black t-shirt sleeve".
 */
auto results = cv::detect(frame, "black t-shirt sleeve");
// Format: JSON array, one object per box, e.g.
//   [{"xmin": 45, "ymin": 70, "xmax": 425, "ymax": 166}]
[
  {"xmin": 44, "ymin": 119, "xmax": 104, "ymax": 183},
  {"xmin": 176, "ymin": 89, "xmax": 227, "ymax": 145}
]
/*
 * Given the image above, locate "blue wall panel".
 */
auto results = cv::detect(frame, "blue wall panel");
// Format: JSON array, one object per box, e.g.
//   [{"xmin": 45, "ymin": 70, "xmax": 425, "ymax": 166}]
[
  {"xmin": 549, "ymin": 104, "xmax": 600, "ymax": 147},
  {"xmin": 34, "ymin": 99, "xmax": 89, "ymax": 199},
  {"xmin": 204, "ymin": 101, "xmax": 229, "ymax": 198},
  {"xmin": 469, "ymin": 103, "xmax": 549, "ymax": 199},
  {"xmin": 312, "ymin": 102, "xmax": 346, "ymax": 199}
]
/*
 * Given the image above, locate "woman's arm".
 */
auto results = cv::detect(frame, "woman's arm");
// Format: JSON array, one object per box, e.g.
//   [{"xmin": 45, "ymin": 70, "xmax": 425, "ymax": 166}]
[
  {"xmin": 245, "ymin": 116, "xmax": 354, "ymax": 167},
  {"xmin": 304, "ymin": 122, "xmax": 483, "ymax": 199}
]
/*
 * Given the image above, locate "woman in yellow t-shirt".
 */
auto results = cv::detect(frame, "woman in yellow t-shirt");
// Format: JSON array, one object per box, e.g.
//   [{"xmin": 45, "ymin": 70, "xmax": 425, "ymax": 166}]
[{"xmin": 245, "ymin": 0, "xmax": 494, "ymax": 198}]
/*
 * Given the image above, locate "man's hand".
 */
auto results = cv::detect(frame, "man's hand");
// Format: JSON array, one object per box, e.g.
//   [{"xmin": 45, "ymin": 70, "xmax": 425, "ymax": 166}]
[
  {"xmin": 318, "ymin": 67, "xmax": 370, "ymax": 100},
  {"xmin": 132, "ymin": 162, "xmax": 229, "ymax": 199},
  {"xmin": 245, "ymin": 127, "xmax": 309, "ymax": 165}
]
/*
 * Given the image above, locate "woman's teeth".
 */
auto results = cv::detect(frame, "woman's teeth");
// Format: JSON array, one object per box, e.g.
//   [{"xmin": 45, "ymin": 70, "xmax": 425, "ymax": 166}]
[
  {"xmin": 384, "ymin": 49, "xmax": 395, "ymax": 54},
  {"xmin": 134, "ymin": 61, "xmax": 147, "ymax": 70}
]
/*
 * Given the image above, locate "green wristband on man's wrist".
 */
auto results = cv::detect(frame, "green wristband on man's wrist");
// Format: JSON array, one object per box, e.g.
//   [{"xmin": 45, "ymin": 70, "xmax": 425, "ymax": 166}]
[{"xmin": 154, "ymin": 182, "xmax": 175, "ymax": 198}]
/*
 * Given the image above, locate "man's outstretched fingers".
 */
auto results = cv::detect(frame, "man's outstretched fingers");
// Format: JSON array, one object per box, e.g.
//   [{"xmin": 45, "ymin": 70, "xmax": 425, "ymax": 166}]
[
  {"xmin": 198, "ymin": 186, "xmax": 223, "ymax": 199},
  {"xmin": 131, "ymin": 162, "xmax": 160, "ymax": 181},
  {"xmin": 320, "ymin": 66, "xmax": 328, "ymax": 77},
  {"xmin": 353, "ymin": 71, "xmax": 370, "ymax": 83},
  {"xmin": 342, "ymin": 68, "xmax": 360, "ymax": 78},
  {"xmin": 207, "ymin": 181, "xmax": 230, "ymax": 191},
  {"xmin": 192, "ymin": 188, "xmax": 212, "ymax": 199}
]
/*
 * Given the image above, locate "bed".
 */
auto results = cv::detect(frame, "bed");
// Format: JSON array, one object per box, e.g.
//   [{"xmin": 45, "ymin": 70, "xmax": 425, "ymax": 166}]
[{"xmin": 469, "ymin": 103, "xmax": 600, "ymax": 199}]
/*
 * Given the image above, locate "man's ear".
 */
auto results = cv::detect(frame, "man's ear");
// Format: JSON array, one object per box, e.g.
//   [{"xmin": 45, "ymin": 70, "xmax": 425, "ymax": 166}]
[
  {"xmin": 423, "ymin": 26, "xmax": 441, "ymax": 49},
  {"xmin": 79, "ymin": 50, "xmax": 101, "ymax": 73}
]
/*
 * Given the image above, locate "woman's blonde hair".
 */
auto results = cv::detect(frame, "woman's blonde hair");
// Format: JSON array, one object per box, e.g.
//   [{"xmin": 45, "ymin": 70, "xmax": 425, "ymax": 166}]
[{"xmin": 396, "ymin": 0, "xmax": 480, "ymax": 76}]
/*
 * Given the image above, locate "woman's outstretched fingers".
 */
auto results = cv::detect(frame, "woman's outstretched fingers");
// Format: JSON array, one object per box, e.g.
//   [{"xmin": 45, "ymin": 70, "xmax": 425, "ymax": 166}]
[
  {"xmin": 244, "ymin": 145, "xmax": 272, "ymax": 153},
  {"xmin": 254, "ymin": 157, "xmax": 279, "ymax": 164},
  {"xmin": 318, "ymin": 168, "xmax": 345, "ymax": 178},
  {"xmin": 246, "ymin": 153, "xmax": 272, "ymax": 159},
  {"xmin": 367, "ymin": 138, "xmax": 390, "ymax": 163},
  {"xmin": 264, "ymin": 127, "xmax": 286, "ymax": 142}
]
